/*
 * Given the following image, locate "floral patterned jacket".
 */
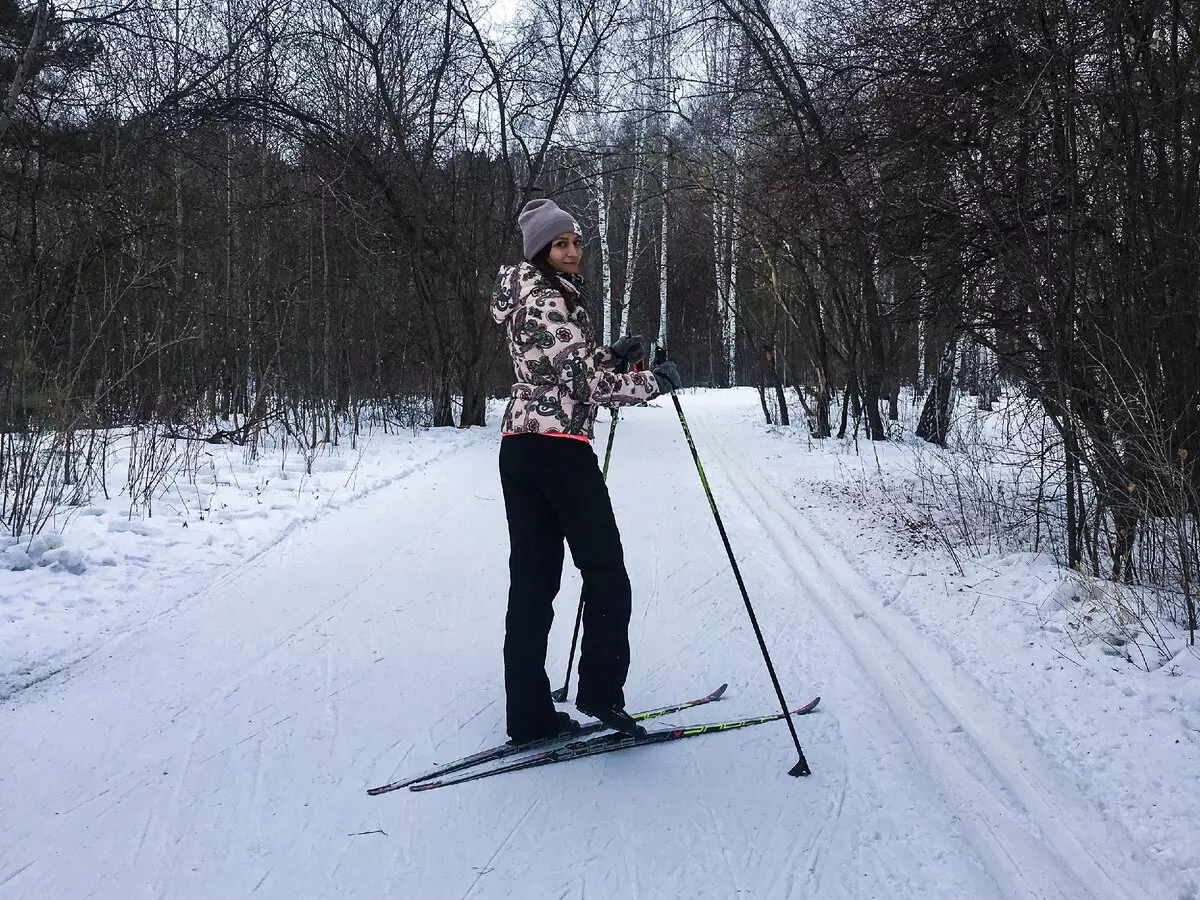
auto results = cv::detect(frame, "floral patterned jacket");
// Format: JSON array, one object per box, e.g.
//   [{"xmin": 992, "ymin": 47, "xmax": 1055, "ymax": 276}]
[{"xmin": 491, "ymin": 262, "xmax": 661, "ymax": 439}]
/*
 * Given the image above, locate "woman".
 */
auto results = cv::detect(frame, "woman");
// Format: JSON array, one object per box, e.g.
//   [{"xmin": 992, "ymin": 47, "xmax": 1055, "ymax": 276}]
[{"xmin": 490, "ymin": 198, "xmax": 682, "ymax": 744}]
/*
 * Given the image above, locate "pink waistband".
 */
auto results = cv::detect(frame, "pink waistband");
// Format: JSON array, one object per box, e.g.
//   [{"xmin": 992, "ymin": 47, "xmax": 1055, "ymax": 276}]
[{"xmin": 502, "ymin": 431, "xmax": 591, "ymax": 444}]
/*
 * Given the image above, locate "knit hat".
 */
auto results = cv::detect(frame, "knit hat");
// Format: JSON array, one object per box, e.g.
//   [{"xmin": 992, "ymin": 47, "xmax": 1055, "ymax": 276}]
[{"xmin": 518, "ymin": 199, "xmax": 582, "ymax": 260}]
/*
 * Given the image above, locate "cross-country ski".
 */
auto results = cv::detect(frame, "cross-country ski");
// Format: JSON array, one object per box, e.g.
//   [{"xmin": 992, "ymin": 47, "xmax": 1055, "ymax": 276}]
[
  {"xmin": 367, "ymin": 683, "xmax": 728, "ymax": 795},
  {"xmin": 409, "ymin": 696, "xmax": 821, "ymax": 792}
]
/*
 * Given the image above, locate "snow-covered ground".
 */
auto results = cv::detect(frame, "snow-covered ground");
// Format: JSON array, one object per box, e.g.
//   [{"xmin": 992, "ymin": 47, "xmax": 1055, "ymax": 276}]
[
  {"xmin": 1, "ymin": 389, "xmax": 1196, "ymax": 899},
  {"xmin": 0, "ymin": 424, "xmax": 490, "ymax": 701}
]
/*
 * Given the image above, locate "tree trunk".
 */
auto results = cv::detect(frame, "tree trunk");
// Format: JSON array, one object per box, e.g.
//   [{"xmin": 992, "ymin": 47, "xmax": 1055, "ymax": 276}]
[
  {"xmin": 618, "ymin": 130, "xmax": 645, "ymax": 338},
  {"xmin": 459, "ymin": 355, "xmax": 488, "ymax": 427},
  {"xmin": 0, "ymin": 0, "xmax": 50, "ymax": 144},
  {"xmin": 657, "ymin": 147, "xmax": 670, "ymax": 348},
  {"xmin": 593, "ymin": 165, "xmax": 613, "ymax": 344},
  {"xmin": 916, "ymin": 338, "xmax": 958, "ymax": 446}
]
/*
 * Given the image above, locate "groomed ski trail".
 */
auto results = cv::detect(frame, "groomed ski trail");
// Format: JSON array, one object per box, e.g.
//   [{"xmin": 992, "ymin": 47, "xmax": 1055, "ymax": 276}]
[
  {"xmin": 0, "ymin": 391, "xmax": 1176, "ymax": 900},
  {"xmin": 681, "ymin": 394, "xmax": 1169, "ymax": 900}
]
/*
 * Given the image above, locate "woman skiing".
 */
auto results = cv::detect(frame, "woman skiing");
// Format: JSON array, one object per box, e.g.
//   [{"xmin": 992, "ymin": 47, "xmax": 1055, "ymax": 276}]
[{"xmin": 490, "ymin": 198, "xmax": 682, "ymax": 744}]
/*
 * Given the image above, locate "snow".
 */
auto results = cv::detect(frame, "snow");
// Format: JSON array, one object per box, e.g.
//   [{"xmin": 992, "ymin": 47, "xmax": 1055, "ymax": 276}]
[
  {"xmin": 1, "ymin": 389, "xmax": 1196, "ymax": 899},
  {"xmin": 0, "ymin": 426, "xmax": 488, "ymax": 700}
]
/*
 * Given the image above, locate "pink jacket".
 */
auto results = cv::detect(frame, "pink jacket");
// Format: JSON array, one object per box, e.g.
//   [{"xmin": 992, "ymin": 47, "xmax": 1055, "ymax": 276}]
[{"xmin": 492, "ymin": 262, "xmax": 661, "ymax": 439}]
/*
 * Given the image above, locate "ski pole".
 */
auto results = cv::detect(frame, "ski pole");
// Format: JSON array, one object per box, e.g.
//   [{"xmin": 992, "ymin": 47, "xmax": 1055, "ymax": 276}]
[
  {"xmin": 550, "ymin": 382, "xmax": 624, "ymax": 703},
  {"xmin": 602, "ymin": 408, "xmax": 620, "ymax": 480},
  {"xmin": 660, "ymin": 351, "xmax": 812, "ymax": 777}
]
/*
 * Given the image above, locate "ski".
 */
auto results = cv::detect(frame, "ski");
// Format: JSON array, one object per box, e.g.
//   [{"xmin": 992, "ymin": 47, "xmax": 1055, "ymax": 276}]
[
  {"xmin": 409, "ymin": 696, "xmax": 821, "ymax": 792},
  {"xmin": 367, "ymin": 683, "xmax": 728, "ymax": 796}
]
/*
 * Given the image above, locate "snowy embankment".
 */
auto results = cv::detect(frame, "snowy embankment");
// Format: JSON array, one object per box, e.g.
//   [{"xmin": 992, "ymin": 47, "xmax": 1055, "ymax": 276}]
[
  {"xmin": 1, "ymin": 389, "xmax": 1196, "ymax": 900},
  {"xmin": 0, "ymin": 425, "xmax": 492, "ymax": 699}
]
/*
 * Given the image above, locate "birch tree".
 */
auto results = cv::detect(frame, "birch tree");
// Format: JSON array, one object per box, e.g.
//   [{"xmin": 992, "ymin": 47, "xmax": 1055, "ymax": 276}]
[
  {"xmin": 617, "ymin": 126, "xmax": 647, "ymax": 337},
  {"xmin": 648, "ymin": 0, "xmax": 673, "ymax": 349},
  {"xmin": 703, "ymin": 13, "xmax": 743, "ymax": 386}
]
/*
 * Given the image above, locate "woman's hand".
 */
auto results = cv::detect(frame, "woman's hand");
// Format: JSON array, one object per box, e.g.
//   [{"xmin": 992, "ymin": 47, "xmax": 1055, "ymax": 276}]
[
  {"xmin": 652, "ymin": 360, "xmax": 682, "ymax": 393},
  {"xmin": 610, "ymin": 335, "xmax": 646, "ymax": 368}
]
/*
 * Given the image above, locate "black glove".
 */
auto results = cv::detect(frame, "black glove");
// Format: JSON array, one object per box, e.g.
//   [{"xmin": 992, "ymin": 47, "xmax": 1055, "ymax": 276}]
[
  {"xmin": 652, "ymin": 360, "xmax": 682, "ymax": 393},
  {"xmin": 610, "ymin": 335, "xmax": 646, "ymax": 368}
]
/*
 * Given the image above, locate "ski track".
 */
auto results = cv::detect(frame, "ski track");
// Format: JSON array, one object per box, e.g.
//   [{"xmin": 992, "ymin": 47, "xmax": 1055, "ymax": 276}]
[
  {"xmin": 1, "ymin": 395, "xmax": 1181, "ymax": 899},
  {"xmin": 459, "ymin": 797, "xmax": 542, "ymax": 900},
  {"xmin": 2, "ymin": 442, "xmax": 475, "ymax": 706},
  {"xmin": 1, "ymin": 434, "xmax": 490, "ymax": 898},
  {"xmin": 687, "ymin": 401, "xmax": 1163, "ymax": 900},
  {"xmin": 621, "ymin": 841, "xmax": 642, "ymax": 900},
  {"xmin": 703, "ymin": 802, "xmax": 740, "ymax": 896}
]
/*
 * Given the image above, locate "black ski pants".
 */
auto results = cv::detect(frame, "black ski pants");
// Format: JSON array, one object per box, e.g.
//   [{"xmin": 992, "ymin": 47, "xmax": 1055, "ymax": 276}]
[{"xmin": 498, "ymin": 433, "xmax": 632, "ymax": 741}]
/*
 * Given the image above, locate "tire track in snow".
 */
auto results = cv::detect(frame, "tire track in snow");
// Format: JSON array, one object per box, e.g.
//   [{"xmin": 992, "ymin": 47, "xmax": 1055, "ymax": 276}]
[{"xmin": 690, "ymin": 405, "xmax": 1156, "ymax": 900}]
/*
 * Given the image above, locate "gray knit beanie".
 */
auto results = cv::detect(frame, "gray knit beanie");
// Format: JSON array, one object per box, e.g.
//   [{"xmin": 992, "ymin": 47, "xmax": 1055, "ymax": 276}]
[{"xmin": 518, "ymin": 199, "xmax": 582, "ymax": 260}]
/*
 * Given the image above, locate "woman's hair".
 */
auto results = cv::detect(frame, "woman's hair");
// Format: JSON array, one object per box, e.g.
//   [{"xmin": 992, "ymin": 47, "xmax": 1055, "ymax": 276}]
[
  {"xmin": 528, "ymin": 246, "xmax": 562, "ymax": 283},
  {"xmin": 528, "ymin": 246, "xmax": 581, "ymax": 310}
]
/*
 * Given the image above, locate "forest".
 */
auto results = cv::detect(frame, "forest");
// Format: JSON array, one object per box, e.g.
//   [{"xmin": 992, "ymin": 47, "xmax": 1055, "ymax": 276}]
[{"xmin": 2, "ymin": 0, "xmax": 1197, "ymax": 631}]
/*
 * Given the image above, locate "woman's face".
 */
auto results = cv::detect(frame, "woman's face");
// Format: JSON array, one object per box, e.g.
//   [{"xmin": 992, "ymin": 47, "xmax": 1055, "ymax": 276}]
[{"xmin": 547, "ymin": 231, "xmax": 583, "ymax": 275}]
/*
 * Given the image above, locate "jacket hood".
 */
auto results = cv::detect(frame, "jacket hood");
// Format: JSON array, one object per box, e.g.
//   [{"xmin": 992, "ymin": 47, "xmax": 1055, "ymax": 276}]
[
  {"xmin": 491, "ymin": 263, "xmax": 526, "ymax": 324},
  {"xmin": 492, "ymin": 261, "xmax": 579, "ymax": 324}
]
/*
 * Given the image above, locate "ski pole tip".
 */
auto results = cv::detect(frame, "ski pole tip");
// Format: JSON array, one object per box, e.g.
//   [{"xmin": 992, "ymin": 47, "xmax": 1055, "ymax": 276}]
[{"xmin": 788, "ymin": 755, "xmax": 812, "ymax": 777}]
